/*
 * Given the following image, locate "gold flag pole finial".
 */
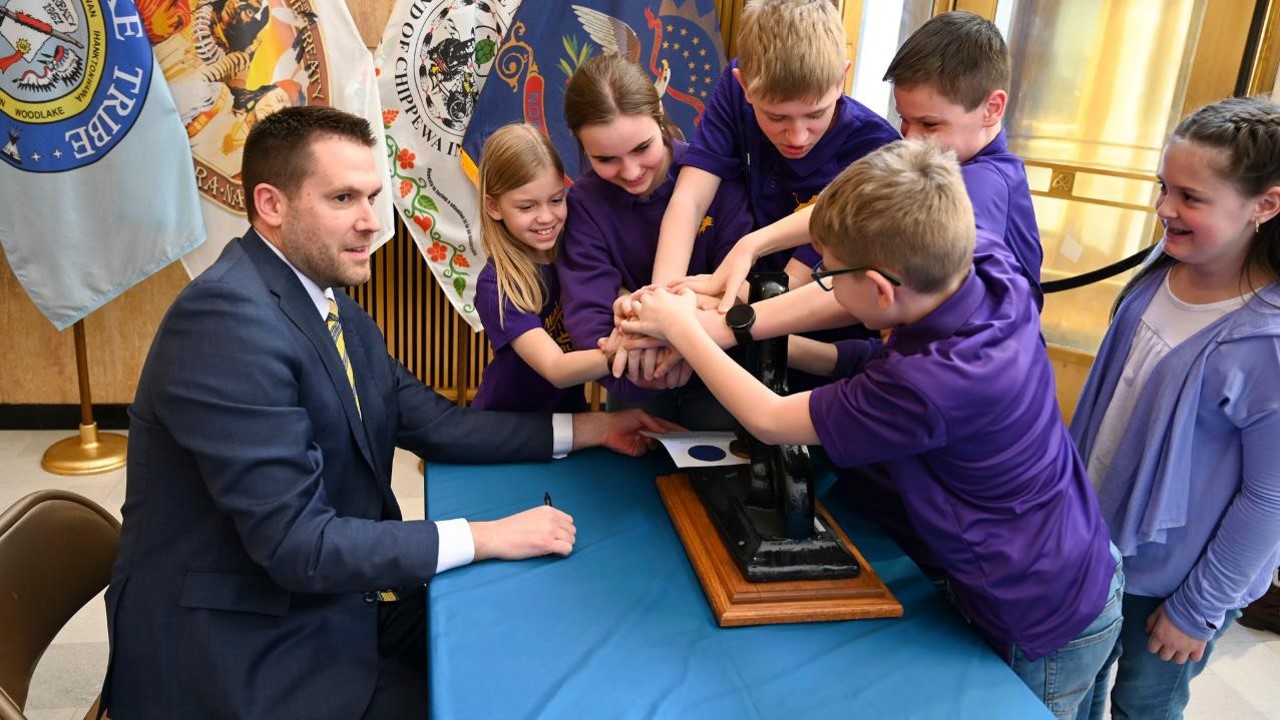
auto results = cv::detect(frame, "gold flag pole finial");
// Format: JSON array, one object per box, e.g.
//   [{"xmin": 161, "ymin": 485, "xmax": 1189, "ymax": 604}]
[{"xmin": 41, "ymin": 320, "xmax": 127, "ymax": 475}]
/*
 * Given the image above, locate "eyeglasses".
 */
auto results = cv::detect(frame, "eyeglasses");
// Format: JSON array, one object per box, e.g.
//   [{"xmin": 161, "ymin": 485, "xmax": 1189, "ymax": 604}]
[{"xmin": 810, "ymin": 261, "xmax": 903, "ymax": 291}]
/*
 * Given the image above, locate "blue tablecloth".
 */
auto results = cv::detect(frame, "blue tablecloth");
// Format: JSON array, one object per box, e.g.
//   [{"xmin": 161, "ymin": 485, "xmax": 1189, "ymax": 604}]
[{"xmin": 427, "ymin": 450, "xmax": 1052, "ymax": 719}]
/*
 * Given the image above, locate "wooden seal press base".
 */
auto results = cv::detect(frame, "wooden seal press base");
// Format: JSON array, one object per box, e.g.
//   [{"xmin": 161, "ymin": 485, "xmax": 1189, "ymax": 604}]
[{"xmin": 658, "ymin": 473, "xmax": 903, "ymax": 627}]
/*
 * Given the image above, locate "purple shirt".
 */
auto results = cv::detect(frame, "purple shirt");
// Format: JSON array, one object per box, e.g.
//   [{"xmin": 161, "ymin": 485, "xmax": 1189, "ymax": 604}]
[
  {"xmin": 472, "ymin": 261, "xmax": 588, "ymax": 413},
  {"xmin": 793, "ymin": 129, "xmax": 1044, "ymax": 295},
  {"xmin": 682, "ymin": 60, "xmax": 899, "ymax": 269},
  {"xmin": 809, "ymin": 231, "xmax": 1113, "ymax": 661},
  {"xmin": 961, "ymin": 129, "xmax": 1043, "ymax": 308},
  {"xmin": 560, "ymin": 140, "xmax": 752, "ymax": 402}
]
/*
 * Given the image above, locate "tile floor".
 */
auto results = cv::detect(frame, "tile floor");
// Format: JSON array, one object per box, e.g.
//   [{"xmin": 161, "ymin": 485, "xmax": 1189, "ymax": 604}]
[{"xmin": 4, "ymin": 429, "xmax": 1278, "ymax": 719}]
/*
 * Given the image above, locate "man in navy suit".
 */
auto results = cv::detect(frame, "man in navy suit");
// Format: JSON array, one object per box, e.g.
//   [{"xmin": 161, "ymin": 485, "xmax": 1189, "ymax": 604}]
[{"xmin": 102, "ymin": 106, "xmax": 667, "ymax": 718}]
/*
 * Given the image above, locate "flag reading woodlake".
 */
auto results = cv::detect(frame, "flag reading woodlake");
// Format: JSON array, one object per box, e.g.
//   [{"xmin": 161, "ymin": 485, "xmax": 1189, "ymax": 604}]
[
  {"xmin": 143, "ymin": 0, "xmax": 394, "ymax": 277},
  {"xmin": 376, "ymin": 0, "xmax": 521, "ymax": 330},
  {"xmin": 0, "ymin": 0, "xmax": 205, "ymax": 329}
]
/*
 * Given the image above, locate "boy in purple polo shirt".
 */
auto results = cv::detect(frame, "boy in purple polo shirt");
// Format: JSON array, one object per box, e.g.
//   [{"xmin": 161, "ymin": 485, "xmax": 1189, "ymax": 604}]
[
  {"xmin": 885, "ymin": 11, "xmax": 1041, "ymax": 305},
  {"xmin": 622, "ymin": 140, "xmax": 1121, "ymax": 719},
  {"xmin": 649, "ymin": 0, "xmax": 898, "ymax": 286},
  {"xmin": 689, "ymin": 11, "xmax": 1043, "ymax": 316}
]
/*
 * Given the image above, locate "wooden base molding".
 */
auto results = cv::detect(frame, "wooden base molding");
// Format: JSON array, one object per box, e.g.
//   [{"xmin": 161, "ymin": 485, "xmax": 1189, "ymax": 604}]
[{"xmin": 657, "ymin": 473, "xmax": 902, "ymax": 627}]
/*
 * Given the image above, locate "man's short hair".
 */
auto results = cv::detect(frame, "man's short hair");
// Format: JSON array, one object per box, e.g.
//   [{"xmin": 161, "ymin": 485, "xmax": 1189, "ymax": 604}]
[
  {"xmin": 241, "ymin": 106, "xmax": 376, "ymax": 223},
  {"xmin": 810, "ymin": 140, "xmax": 975, "ymax": 293},
  {"xmin": 883, "ymin": 11, "xmax": 1010, "ymax": 111},
  {"xmin": 736, "ymin": 0, "xmax": 845, "ymax": 103}
]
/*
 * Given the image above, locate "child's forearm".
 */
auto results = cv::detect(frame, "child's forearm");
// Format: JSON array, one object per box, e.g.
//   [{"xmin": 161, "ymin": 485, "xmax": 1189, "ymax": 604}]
[
  {"xmin": 693, "ymin": 284, "xmax": 856, "ymax": 351},
  {"xmin": 544, "ymin": 349, "xmax": 611, "ymax": 388},
  {"xmin": 512, "ymin": 331, "xmax": 609, "ymax": 388},
  {"xmin": 1164, "ymin": 421, "xmax": 1280, "ymax": 640},
  {"xmin": 666, "ymin": 319, "xmax": 818, "ymax": 445},
  {"xmin": 753, "ymin": 205, "xmax": 814, "ymax": 256},
  {"xmin": 783, "ymin": 257, "xmax": 814, "ymax": 290},
  {"xmin": 786, "ymin": 336, "xmax": 838, "ymax": 376},
  {"xmin": 652, "ymin": 196, "xmax": 706, "ymax": 284},
  {"xmin": 752, "ymin": 283, "xmax": 859, "ymax": 339},
  {"xmin": 653, "ymin": 169, "xmax": 720, "ymax": 284}
]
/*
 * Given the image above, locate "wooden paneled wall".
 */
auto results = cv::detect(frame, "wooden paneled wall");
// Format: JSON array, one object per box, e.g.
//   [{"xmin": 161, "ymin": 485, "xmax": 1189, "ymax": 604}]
[
  {"xmin": 348, "ymin": 220, "xmax": 494, "ymax": 401},
  {"xmin": 0, "ymin": 254, "xmax": 189, "ymax": 404}
]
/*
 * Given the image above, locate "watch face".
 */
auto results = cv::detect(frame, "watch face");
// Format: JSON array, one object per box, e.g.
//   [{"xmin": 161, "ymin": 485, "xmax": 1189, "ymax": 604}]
[{"xmin": 726, "ymin": 304, "xmax": 754, "ymax": 330}]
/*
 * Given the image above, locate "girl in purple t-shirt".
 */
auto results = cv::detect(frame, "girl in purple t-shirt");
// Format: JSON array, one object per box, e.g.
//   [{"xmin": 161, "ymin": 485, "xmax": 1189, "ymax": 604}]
[
  {"xmin": 471, "ymin": 123, "xmax": 618, "ymax": 412},
  {"xmin": 558, "ymin": 54, "xmax": 751, "ymax": 427}
]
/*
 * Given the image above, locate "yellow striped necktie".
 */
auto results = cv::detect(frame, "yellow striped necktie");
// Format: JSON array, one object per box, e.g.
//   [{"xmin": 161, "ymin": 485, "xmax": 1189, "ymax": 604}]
[{"xmin": 326, "ymin": 298, "xmax": 361, "ymax": 416}]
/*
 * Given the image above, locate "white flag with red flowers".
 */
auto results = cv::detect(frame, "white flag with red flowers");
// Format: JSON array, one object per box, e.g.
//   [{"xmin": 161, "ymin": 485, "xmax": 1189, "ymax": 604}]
[{"xmin": 374, "ymin": 0, "xmax": 522, "ymax": 330}]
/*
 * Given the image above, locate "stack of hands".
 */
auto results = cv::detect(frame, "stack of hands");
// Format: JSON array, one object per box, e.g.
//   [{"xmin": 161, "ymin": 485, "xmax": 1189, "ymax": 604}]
[
  {"xmin": 594, "ymin": 277, "xmax": 726, "ymax": 389},
  {"xmin": 595, "ymin": 249, "xmax": 759, "ymax": 389}
]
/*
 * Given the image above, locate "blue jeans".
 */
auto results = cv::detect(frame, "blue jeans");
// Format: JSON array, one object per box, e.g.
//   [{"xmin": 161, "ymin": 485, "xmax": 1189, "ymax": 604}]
[
  {"xmin": 1010, "ymin": 547, "xmax": 1125, "ymax": 720},
  {"xmin": 1100, "ymin": 593, "xmax": 1239, "ymax": 720}
]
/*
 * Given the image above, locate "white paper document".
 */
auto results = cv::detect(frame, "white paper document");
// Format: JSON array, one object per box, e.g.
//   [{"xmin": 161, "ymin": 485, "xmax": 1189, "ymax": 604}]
[{"xmin": 641, "ymin": 431, "xmax": 749, "ymax": 468}]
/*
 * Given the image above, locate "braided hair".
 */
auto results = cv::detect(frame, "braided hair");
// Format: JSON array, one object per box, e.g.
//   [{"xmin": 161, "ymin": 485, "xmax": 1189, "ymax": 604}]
[
  {"xmin": 1117, "ymin": 96, "xmax": 1280, "ymax": 313},
  {"xmin": 1173, "ymin": 95, "xmax": 1280, "ymax": 283}
]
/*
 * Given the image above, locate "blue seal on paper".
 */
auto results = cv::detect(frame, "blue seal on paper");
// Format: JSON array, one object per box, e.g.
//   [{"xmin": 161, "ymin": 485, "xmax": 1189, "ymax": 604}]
[{"xmin": 688, "ymin": 444, "xmax": 726, "ymax": 462}]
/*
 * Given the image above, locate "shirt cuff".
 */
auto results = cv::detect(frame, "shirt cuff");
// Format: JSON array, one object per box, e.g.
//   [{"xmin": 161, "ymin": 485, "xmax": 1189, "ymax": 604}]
[
  {"xmin": 434, "ymin": 518, "xmax": 475, "ymax": 573},
  {"xmin": 1163, "ymin": 590, "xmax": 1220, "ymax": 642},
  {"xmin": 552, "ymin": 413, "xmax": 573, "ymax": 459},
  {"xmin": 679, "ymin": 147, "xmax": 741, "ymax": 179},
  {"xmin": 833, "ymin": 338, "xmax": 882, "ymax": 377}
]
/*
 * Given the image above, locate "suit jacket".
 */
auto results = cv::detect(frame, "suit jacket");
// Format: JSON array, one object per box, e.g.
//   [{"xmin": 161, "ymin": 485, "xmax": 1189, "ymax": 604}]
[{"xmin": 103, "ymin": 231, "xmax": 553, "ymax": 718}]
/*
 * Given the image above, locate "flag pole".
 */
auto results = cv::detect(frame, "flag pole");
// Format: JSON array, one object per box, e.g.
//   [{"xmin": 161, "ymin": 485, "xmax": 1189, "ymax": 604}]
[
  {"xmin": 41, "ymin": 320, "xmax": 127, "ymax": 475},
  {"xmin": 454, "ymin": 315, "xmax": 470, "ymax": 407}
]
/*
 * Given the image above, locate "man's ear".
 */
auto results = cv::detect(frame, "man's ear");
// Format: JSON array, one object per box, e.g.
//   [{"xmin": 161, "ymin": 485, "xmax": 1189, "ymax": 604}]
[
  {"xmin": 483, "ymin": 194, "xmax": 503, "ymax": 222},
  {"xmin": 732, "ymin": 67, "xmax": 749, "ymax": 102},
  {"xmin": 869, "ymin": 270, "xmax": 898, "ymax": 311},
  {"xmin": 253, "ymin": 183, "xmax": 286, "ymax": 229},
  {"xmin": 981, "ymin": 89, "xmax": 1008, "ymax": 127}
]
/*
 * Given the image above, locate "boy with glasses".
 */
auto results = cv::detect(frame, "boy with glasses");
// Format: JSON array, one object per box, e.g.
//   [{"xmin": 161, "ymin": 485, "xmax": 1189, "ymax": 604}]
[{"xmin": 621, "ymin": 140, "xmax": 1122, "ymax": 719}]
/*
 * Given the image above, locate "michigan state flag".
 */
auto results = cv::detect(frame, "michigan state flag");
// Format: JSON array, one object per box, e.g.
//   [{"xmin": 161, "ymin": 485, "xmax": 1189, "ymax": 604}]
[
  {"xmin": 460, "ymin": 0, "xmax": 725, "ymax": 181},
  {"xmin": 0, "ymin": 0, "xmax": 205, "ymax": 329},
  {"xmin": 143, "ymin": 0, "xmax": 395, "ymax": 277},
  {"xmin": 375, "ymin": 0, "xmax": 522, "ymax": 330}
]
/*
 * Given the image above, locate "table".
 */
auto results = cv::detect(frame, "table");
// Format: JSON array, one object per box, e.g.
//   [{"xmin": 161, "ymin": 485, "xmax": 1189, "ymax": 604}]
[{"xmin": 427, "ymin": 450, "xmax": 1053, "ymax": 719}]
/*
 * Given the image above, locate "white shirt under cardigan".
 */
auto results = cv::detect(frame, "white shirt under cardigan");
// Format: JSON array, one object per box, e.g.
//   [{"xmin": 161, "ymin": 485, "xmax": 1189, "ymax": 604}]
[{"xmin": 1087, "ymin": 272, "xmax": 1246, "ymax": 490}]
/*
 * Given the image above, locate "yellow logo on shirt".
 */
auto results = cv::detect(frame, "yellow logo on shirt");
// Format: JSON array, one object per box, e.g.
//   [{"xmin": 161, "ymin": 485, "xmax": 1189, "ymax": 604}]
[
  {"xmin": 544, "ymin": 303, "xmax": 573, "ymax": 353},
  {"xmin": 793, "ymin": 193, "xmax": 820, "ymax": 212},
  {"xmin": 698, "ymin": 215, "xmax": 714, "ymax": 236}
]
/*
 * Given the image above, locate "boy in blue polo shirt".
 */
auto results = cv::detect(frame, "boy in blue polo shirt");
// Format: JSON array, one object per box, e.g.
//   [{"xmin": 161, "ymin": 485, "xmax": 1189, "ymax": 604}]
[
  {"xmin": 622, "ymin": 140, "xmax": 1121, "ymax": 720},
  {"xmin": 649, "ymin": 0, "xmax": 898, "ymax": 286}
]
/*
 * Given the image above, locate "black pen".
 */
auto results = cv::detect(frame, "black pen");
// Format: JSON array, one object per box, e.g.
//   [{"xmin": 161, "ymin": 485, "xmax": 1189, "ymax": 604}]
[{"xmin": 544, "ymin": 491, "xmax": 553, "ymax": 507}]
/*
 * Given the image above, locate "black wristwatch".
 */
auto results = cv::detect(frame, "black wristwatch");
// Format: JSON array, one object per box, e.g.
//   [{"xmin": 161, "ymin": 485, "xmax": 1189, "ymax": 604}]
[{"xmin": 725, "ymin": 303, "xmax": 756, "ymax": 346}]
